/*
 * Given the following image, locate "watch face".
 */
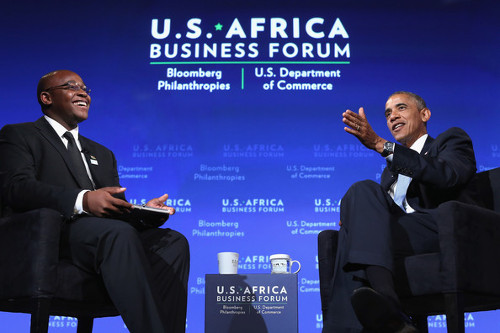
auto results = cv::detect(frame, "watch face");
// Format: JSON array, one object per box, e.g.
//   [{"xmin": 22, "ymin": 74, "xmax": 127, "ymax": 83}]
[{"xmin": 383, "ymin": 142, "xmax": 394, "ymax": 156}]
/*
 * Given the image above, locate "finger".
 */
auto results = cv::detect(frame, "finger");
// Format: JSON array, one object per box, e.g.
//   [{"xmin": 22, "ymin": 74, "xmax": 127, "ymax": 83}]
[
  {"xmin": 344, "ymin": 109, "xmax": 360, "ymax": 119},
  {"xmin": 95, "ymin": 199, "xmax": 124, "ymax": 215},
  {"xmin": 162, "ymin": 206, "xmax": 175, "ymax": 215},
  {"xmin": 342, "ymin": 117, "xmax": 360, "ymax": 131},
  {"xmin": 344, "ymin": 126, "xmax": 358, "ymax": 136},
  {"xmin": 109, "ymin": 197, "xmax": 133, "ymax": 209},
  {"xmin": 358, "ymin": 107, "xmax": 367, "ymax": 120},
  {"xmin": 156, "ymin": 193, "xmax": 169, "ymax": 202},
  {"xmin": 343, "ymin": 111, "xmax": 361, "ymax": 124},
  {"xmin": 101, "ymin": 187, "xmax": 127, "ymax": 194},
  {"xmin": 345, "ymin": 109, "xmax": 359, "ymax": 116},
  {"xmin": 160, "ymin": 205, "xmax": 175, "ymax": 214}
]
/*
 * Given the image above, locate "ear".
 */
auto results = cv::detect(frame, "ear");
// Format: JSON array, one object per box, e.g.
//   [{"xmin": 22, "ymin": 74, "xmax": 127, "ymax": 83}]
[
  {"xmin": 40, "ymin": 92, "xmax": 52, "ymax": 107},
  {"xmin": 420, "ymin": 108, "xmax": 431, "ymax": 123}
]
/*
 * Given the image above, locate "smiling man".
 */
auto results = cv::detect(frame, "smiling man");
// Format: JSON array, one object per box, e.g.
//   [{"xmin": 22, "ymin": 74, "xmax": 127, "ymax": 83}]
[
  {"xmin": 321, "ymin": 92, "xmax": 477, "ymax": 333},
  {"xmin": 0, "ymin": 70, "xmax": 189, "ymax": 333}
]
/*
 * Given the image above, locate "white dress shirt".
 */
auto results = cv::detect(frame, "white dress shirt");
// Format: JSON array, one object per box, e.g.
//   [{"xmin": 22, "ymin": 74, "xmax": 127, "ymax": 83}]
[{"xmin": 44, "ymin": 115, "xmax": 94, "ymax": 214}]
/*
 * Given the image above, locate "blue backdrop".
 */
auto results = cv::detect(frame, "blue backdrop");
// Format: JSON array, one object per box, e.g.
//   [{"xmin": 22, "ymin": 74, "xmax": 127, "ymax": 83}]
[{"xmin": 1, "ymin": 0, "xmax": 499, "ymax": 331}]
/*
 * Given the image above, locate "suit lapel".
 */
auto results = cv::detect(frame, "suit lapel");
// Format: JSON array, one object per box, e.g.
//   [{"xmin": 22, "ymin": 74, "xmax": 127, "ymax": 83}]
[
  {"xmin": 35, "ymin": 117, "xmax": 90, "ymax": 188},
  {"xmin": 420, "ymin": 135, "xmax": 435, "ymax": 156},
  {"xmin": 381, "ymin": 162, "xmax": 396, "ymax": 191},
  {"xmin": 406, "ymin": 135, "xmax": 435, "ymax": 208},
  {"xmin": 383, "ymin": 135, "xmax": 435, "ymax": 193},
  {"xmin": 35, "ymin": 117, "xmax": 66, "ymax": 152}
]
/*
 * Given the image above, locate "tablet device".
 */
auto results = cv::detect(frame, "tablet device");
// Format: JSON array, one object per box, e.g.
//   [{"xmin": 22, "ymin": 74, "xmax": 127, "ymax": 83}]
[
  {"xmin": 122, "ymin": 204, "xmax": 172, "ymax": 228},
  {"xmin": 131, "ymin": 204, "xmax": 172, "ymax": 215}
]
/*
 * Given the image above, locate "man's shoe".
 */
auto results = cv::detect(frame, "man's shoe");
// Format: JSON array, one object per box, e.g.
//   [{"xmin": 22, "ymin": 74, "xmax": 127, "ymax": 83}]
[{"xmin": 351, "ymin": 287, "xmax": 419, "ymax": 333}]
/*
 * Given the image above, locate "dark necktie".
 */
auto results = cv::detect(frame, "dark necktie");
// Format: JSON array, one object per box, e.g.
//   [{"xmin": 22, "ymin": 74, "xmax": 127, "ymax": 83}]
[{"xmin": 63, "ymin": 132, "xmax": 94, "ymax": 190}]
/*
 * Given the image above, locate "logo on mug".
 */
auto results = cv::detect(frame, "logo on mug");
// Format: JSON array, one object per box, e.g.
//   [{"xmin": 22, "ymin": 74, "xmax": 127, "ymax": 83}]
[{"xmin": 270, "ymin": 254, "xmax": 301, "ymax": 274}]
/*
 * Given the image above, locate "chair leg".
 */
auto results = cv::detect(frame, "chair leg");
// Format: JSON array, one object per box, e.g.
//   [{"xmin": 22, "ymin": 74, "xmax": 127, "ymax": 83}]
[
  {"xmin": 77, "ymin": 316, "xmax": 94, "ymax": 333},
  {"xmin": 444, "ymin": 292, "xmax": 465, "ymax": 333},
  {"xmin": 412, "ymin": 315, "xmax": 428, "ymax": 333},
  {"xmin": 31, "ymin": 297, "xmax": 51, "ymax": 333}
]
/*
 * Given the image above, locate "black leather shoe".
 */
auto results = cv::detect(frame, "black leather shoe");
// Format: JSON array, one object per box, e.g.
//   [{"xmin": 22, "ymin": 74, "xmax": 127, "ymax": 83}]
[{"xmin": 351, "ymin": 287, "xmax": 419, "ymax": 333}]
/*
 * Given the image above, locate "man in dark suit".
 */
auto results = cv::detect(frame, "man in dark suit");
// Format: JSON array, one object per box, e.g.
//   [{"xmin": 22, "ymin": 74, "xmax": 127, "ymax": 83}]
[
  {"xmin": 322, "ymin": 92, "xmax": 476, "ymax": 333},
  {"xmin": 0, "ymin": 70, "xmax": 190, "ymax": 332}
]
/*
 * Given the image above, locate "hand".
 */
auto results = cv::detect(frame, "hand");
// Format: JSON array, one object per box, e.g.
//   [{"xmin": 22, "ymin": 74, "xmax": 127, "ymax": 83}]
[
  {"xmin": 83, "ymin": 187, "xmax": 133, "ymax": 217},
  {"xmin": 342, "ymin": 107, "xmax": 386, "ymax": 154},
  {"xmin": 146, "ymin": 193, "xmax": 176, "ymax": 215}
]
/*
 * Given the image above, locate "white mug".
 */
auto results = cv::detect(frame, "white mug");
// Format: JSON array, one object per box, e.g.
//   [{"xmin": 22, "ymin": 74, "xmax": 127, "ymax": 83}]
[
  {"xmin": 270, "ymin": 254, "xmax": 301, "ymax": 274},
  {"xmin": 217, "ymin": 252, "xmax": 239, "ymax": 274}
]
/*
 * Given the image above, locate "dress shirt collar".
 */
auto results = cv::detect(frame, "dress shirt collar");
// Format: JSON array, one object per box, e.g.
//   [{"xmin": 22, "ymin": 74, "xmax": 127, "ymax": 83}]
[
  {"xmin": 44, "ymin": 115, "xmax": 80, "ymax": 142},
  {"xmin": 409, "ymin": 134, "xmax": 428, "ymax": 154}
]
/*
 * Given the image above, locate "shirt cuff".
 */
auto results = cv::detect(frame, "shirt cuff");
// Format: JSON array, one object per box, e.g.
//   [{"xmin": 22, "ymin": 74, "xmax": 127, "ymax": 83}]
[{"xmin": 74, "ymin": 190, "xmax": 91, "ymax": 215}]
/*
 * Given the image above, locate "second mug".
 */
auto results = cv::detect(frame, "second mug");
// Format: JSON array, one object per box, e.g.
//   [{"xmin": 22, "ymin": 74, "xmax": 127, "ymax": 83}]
[{"xmin": 270, "ymin": 254, "xmax": 301, "ymax": 274}]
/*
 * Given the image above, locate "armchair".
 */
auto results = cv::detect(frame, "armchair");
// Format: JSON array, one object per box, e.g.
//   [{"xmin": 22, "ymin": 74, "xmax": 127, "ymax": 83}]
[
  {"xmin": 0, "ymin": 208, "xmax": 119, "ymax": 333},
  {"xmin": 318, "ymin": 167, "xmax": 500, "ymax": 333}
]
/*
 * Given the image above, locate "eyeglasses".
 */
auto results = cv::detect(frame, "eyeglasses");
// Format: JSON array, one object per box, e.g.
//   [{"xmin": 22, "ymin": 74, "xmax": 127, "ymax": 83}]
[{"xmin": 44, "ymin": 81, "xmax": 91, "ymax": 94}]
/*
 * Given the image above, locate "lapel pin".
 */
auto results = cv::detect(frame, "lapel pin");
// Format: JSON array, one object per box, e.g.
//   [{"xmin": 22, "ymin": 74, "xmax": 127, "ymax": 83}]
[{"xmin": 90, "ymin": 155, "xmax": 99, "ymax": 165}]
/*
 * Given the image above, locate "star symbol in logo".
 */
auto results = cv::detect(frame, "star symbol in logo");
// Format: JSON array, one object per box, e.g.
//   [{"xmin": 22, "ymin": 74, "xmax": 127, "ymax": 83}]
[{"xmin": 215, "ymin": 23, "xmax": 223, "ymax": 31}]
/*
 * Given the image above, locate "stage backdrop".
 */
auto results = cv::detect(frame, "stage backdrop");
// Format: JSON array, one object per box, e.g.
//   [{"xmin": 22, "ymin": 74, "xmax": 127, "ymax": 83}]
[{"xmin": 1, "ymin": 0, "xmax": 499, "ymax": 332}]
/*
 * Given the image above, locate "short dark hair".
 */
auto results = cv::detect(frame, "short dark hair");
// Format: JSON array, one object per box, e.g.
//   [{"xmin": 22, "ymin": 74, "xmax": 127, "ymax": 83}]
[
  {"xmin": 37, "ymin": 71, "xmax": 58, "ymax": 112},
  {"xmin": 389, "ymin": 91, "xmax": 427, "ymax": 110}
]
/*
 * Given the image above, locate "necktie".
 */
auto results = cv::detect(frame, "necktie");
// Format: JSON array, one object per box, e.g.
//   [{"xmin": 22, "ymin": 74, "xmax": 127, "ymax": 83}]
[
  {"xmin": 63, "ymin": 132, "xmax": 94, "ymax": 190},
  {"xmin": 393, "ymin": 174, "xmax": 411, "ymax": 210}
]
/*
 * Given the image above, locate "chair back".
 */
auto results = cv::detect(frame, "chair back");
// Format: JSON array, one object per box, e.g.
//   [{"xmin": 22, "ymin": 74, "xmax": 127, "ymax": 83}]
[{"xmin": 476, "ymin": 167, "xmax": 500, "ymax": 212}]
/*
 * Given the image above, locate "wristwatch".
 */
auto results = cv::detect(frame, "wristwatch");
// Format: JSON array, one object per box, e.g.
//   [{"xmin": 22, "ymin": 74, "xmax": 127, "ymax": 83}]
[{"xmin": 381, "ymin": 141, "xmax": 395, "ymax": 157}]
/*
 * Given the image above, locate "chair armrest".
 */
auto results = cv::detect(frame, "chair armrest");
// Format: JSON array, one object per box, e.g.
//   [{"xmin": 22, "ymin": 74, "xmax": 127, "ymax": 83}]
[
  {"xmin": 0, "ymin": 208, "xmax": 64, "ymax": 299},
  {"xmin": 433, "ymin": 201, "xmax": 500, "ymax": 294}
]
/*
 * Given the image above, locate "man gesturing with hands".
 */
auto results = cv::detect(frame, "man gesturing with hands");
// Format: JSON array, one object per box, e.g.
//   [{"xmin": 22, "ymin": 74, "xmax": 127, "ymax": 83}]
[{"xmin": 322, "ymin": 92, "xmax": 477, "ymax": 333}]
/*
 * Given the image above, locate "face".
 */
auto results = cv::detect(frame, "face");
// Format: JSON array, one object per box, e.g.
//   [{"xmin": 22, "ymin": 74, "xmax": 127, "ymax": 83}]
[
  {"xmin": 40, "ymin": 70, "xmax": 91, "ymax": 130},
  {"xmin": 384, "ymin": 93, "xmax": 430, "ymax": 147}
]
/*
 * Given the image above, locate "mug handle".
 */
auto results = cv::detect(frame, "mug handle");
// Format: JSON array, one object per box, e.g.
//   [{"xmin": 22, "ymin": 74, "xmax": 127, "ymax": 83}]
[{"xmin": 289, "ymin": 260, "xmax": 301, "ymax": 274}]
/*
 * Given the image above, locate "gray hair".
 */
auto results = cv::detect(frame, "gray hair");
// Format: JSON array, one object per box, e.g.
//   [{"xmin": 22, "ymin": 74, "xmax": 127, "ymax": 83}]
[{"xmin": 389, "ymin": 91, "xmax": 427, "ymax": 110}]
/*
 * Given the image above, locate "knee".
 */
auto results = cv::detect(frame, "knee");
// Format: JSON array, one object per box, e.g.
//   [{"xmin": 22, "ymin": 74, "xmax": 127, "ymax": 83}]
[
  {"xmin": 348, "ymin": 179, "xmax": 379, "ymax": 193},
  {"xmin": 176, "ymin": 232, "xmax": 190, "ymax": 262},
  {"xmin": 340, "ymin": 180, "xmax": 382, "ymax": 225},
  {"xmin": 171, "ymin": 230, "xmax": 190, "ymax": 257},
  {"xmin": 154, "ymin": 229, "xmax": 190, "ymax": 262},
  {"xmin": 102, "ymin": 221, "xmax": 142, "ymax": 246},
  {"xmin": 343, "ymin": 180, "xmax": 379, "ymax": 201}
]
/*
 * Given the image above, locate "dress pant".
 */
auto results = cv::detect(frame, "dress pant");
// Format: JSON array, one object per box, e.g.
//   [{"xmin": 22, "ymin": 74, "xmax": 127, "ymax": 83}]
[
  {"xmin": 60, "ymin": 216, "xmax": 190, "ymax": 333},
  {"xmin": 322, "ymin": 180, "xmax": 439, "ymax": 333}
]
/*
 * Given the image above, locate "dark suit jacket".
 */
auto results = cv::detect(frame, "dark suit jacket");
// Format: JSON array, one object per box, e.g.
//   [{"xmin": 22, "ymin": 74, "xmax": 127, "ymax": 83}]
[
  {"xmin": 380, "ymin": 127, "xmax": 477, "ymax": 211},
  {"xmin": 0, "ymin": 117, "xmax": 123, "ymax": 219}
]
